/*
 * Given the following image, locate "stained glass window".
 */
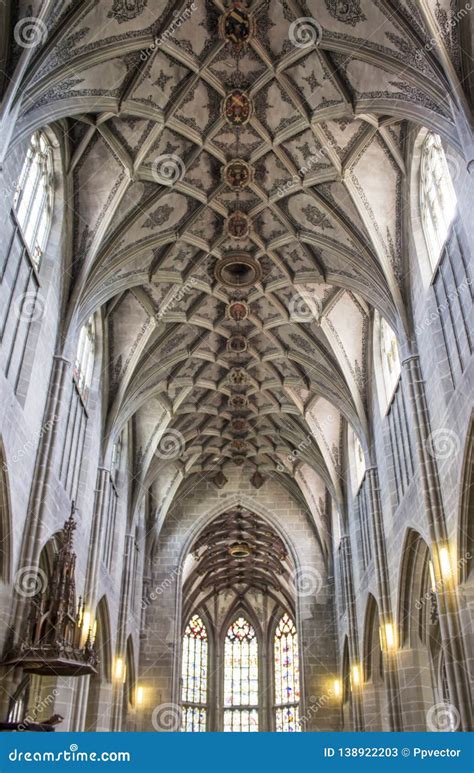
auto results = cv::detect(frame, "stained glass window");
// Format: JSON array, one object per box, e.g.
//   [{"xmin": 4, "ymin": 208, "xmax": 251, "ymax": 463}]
[
  {"xmin": 73, "ymin": 317, "xmax": 95, "ymax": 403},
  {"xmin": 224, "ymin": 616, "xmax": 259, "ymax": 732},
  {"xmin": 274, "ymin": 614, "xmax": 301, "ymax": 732},
  {"xmin": 181, "ymin": 614, "xmax": 208, "ymax": 731}
]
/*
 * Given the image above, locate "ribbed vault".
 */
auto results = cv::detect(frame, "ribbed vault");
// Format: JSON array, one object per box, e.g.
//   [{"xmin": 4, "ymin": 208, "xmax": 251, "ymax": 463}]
[{"xmin": 2, "ymin": 0, "xmax": 470, "ymax": 549}]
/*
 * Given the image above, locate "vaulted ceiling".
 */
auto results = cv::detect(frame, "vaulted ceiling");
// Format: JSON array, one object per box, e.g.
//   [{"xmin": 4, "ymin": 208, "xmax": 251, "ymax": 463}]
[{"xmin": 2, "ymin": 0, "xmax": 469, "ymax": 546}]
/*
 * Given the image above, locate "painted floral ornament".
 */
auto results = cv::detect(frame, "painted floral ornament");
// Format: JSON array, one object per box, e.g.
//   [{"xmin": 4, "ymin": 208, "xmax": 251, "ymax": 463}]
[
  {"xmin": 227, "ymin": 334, "xmax": 248, "ymax": 353},
  {"xmin": 229, "ymin": 394, "xmax": 248, "ymax": 409},
  {"xmin": 228, "ymin": 367, "xmax": 248, "ymax": 385},
  {"xmin": 231, "ymin": 417, "xmax": 249, "ymax": 434}
]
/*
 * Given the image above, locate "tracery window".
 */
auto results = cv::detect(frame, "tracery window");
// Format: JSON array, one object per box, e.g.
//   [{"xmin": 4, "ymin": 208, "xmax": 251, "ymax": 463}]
[
  {"xmin": 223, "ymin": 617, "xmax": 259, "ymax": 732},
  {"xmin": 274, "ymin": 614, "xmax": 301, "ymax": 731},
  {"xmin": 420, "ymin": 132, "xmax": 457, "ymax": 271},
  {"xmin": 181, "ymin": 615, "xmax": 208, "ymax": 731},
  {"xmin": 380, "ymin": 317, "xmax": 401, "ymax": 406},
  {"xmin": 13, "ymin": 131, "xmax": 54, "ymax": 268},
  {"xmin": 73, "ymin": 317, "xmax": 96, "ymax": 402}
]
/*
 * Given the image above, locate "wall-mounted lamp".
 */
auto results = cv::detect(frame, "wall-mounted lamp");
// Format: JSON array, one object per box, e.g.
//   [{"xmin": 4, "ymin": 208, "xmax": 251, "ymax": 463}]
[
  {"xmin": 379, "ymin": 622, "xmax": 397, "ymax": 652},
  {"xmin": 136, "ymin": 686, "xmax": 144, "ymax": 707},
  {"xmin": 333, "ymin": 679, "xmax": 341, "ymax": 699},
  {"xmin": 439, "ymin": 547, "xmax": 452, "ymax": 580},
  {"xmin": 114, "ymin": 657, "xmax": 125, "ymax": 682},
  {"xmin": 351, "ymin": 665, "xmax": 360, "ymax": 688}
]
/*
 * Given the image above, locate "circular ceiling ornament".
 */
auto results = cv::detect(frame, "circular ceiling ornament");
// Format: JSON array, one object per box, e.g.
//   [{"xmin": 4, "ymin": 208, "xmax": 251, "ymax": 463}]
[
  {"xmin": 228, "ymin": 542, "xmax": 252, "ymax": 558},
  {"xmin": 231, "ymin": 438, "xmax": 248, "ymax": 453},
  {"xmin": 227, "ymin": 334, "xmax": 248, "ymax": 354},
  {"xmin": 222, "ymin": 159, "xmax": 253, "ymax": 190},
  {"xmin": 228, "ymin": 367, "xmax": 248, "ymax": 386},
  {"xmin": 214, "ymin": 253, "xmax": 261, "ymax": 288},
  {"xmin": 219, "ymin": 4, "xmax": 255, "ymax": 51},
  {"xmin": 226, "ymin": 299, "xmax": 249, "ymax": 321},
  {"xmin": 232, "ymin": 455, "xmax": 246, "ymax": 467},
  {"xmin": 231, "ymin": 417, "xmax": 249, "ymax": 434},
  {"xmin": 229, "ymin": 394, "xmax": 248, "ymax": 409},
  {"xmin": 226, "ymin": 210, "xmax": 251, "ymax": 240},
  {"xmin": 222, "ymin": 89, "xmax": 253, "ymax": 126}
]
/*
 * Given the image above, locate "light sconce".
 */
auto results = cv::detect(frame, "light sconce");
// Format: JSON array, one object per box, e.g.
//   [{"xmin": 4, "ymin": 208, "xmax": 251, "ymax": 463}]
[
  {"xmin": 351, "ymin": 665, "xmax": 361, "ymax": 689},
  {"xmin": 136, "ymin": 686, "xmax": 144, "ymax": 707},
  {"xmin": 333, "ymin": 679, "xmax": 341, "ymax": 699},
  {"xmin": 114, "ymin": 657, "xmax": 126, "ymax": 683},
  {"xmin": 439, "ymin": 546, "xmax": 452, "ymax": 580},
  {"xmin": 379, "ymin": 622, "xmax": 397, "ymax": 652}
]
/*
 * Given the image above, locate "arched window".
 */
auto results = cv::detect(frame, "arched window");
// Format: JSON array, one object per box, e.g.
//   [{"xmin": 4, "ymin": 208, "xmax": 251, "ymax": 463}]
[
  {"xmin": 274, "ymin": 613, "xmax": 300, "ymax": 732},
  {"xmin": 181, "ymin": 614, "xmax": 208, "ymax": 731},
  {"xmin": 13, "ymin": 131, "xmax": 54, "ymax": 268},
  {"xmin": 349, "ymin": 428, "xmax": 366, "ymax": 495},
  {"xmin": 380, "ymin": 317, "xmax": 400, "ymax": 406},
  {"xmin": 111, "ymin": 434, "xmax": 123, "ymax": 485},
  {"xmin": 73, "ymin": 317, "xmax": 96, "ymax": 402},
  {"xmin": 420, "ymin": 132, "xmax": 457, "ymax": 271},
  {"xmin": 223, "ymin": 617, "xmax": 258, "ymax": 732}
]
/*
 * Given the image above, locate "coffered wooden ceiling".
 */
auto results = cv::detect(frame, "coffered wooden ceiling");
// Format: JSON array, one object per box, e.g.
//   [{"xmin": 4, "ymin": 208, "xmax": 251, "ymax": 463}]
[{"xmin": 2, "ymin": 0, "xmax": 469, "ymax": 543}]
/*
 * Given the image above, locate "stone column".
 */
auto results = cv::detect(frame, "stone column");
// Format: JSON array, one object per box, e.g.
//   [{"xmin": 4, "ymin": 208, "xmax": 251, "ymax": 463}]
[
  {"xmin": 403, "ymin": 354, "xmax": 472, "ymax": 730},
  {"xmin": 111, "ymin": 533, "xmax": 135, "ymax": 732},
  {"xmin": 366, "ymin": 467, "xmax": 403, "ymax": 730},
  {"xmin": 340, "ymin": 535, "xmax": 364, "ymax": 730}
]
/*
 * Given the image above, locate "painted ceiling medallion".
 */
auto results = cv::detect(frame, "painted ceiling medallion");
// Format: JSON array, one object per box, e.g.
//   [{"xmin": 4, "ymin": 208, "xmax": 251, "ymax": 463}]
[
  {"xmin": 228, "ymin": 367, "xmax": 248, "ymax": 385},
  {"xmin": 232, "ymin": 455, "xmax": 246, "ymax": 467},
  {"xmin": 231, "ymin": 438, "xmax": 248, "ymax": 453},
  {"xmin": 226, "ymin": 299, "xmax": 249, "ymax": 321},
  {"xmin": 223, "ymin": 90, "xmax": 253, "ymax": 126},
  {"xmin": 227, "ymin": 334, "xmax": 248, "ymax": 353},
  {"xmin": 220, "ymin": 4, "xmax": 254, "ymax": 51},
  {"xmin": 231, "ymin": 417, "xmax": 249, "ymax": 434},
  {"xmin": 229, "ymin": 394, "xmax": 248, "ymax": 409},
  {"xmin": 226, "ymin": 210, "xmax": 250, "ymax": 240},
  {"xmin": 215, "ymin": 253, "xmax": 262, "ymax": 288},
  {"xmin": 250, "ymin": 471, "xmax": 265, "ymax": 489},
  {"xmin": 228, "ymin": 542, "xmax": 252, "ymax": 558},
  {"xmin": 222, "ymin": 159, "xmax": 253, "ymax": 190}
]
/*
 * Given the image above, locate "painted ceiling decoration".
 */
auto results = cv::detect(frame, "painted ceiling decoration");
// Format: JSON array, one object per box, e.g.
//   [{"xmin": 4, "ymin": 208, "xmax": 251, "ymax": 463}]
[{"xmin": 2, "ymin": 0, "xmax": 469, "ymax": 551}]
